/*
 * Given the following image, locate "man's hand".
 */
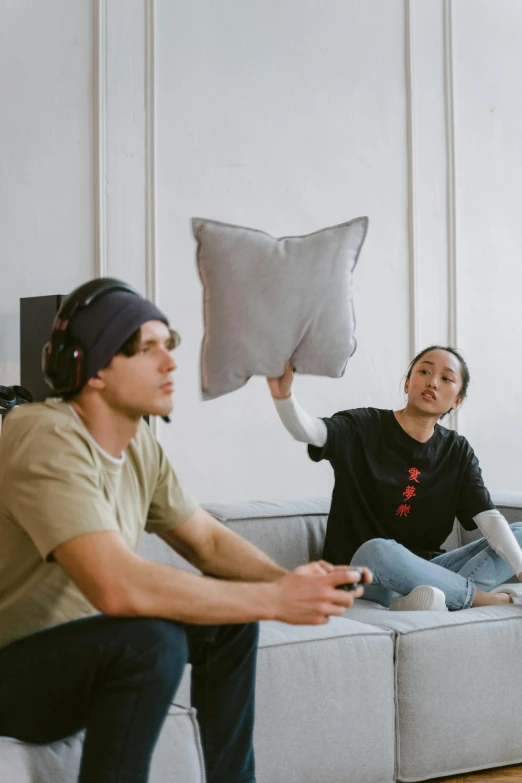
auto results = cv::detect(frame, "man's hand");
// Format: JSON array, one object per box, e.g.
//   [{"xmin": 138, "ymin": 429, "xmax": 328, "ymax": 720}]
[
  {"xmin": 309, "ymin": 561, "xmax": 373, "ymax": 582},
  {"xmin": 267, "ymin": 362, "xmax": 294, "ymax": 400},
  {"xmin": 266, "ymin": 563, "xmax": 373, "ymax": 625}
]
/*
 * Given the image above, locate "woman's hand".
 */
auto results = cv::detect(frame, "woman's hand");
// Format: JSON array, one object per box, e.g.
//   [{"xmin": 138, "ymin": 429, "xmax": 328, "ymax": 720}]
[{"xmin": 267, "ymin": 362, "xmax": 294, "ymax": 400}]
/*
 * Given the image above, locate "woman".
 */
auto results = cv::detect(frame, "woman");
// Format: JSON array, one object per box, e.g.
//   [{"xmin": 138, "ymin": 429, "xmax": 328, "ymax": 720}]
[{"xmin": 268, "ymin": 346, "xmax": 522, "ymax": 611}]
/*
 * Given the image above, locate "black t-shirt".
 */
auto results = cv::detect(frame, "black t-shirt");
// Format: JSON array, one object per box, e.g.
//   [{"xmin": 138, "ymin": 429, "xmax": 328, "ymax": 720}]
[{"xmin": 308, "ymin": 408, "xmax": 495, "ymax": 565}]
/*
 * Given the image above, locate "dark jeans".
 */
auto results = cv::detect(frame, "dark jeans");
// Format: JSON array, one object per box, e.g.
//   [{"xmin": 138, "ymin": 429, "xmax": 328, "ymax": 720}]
[{"xmin": 0, "ymin": 615, "xmax": 259, "ymax": 783}]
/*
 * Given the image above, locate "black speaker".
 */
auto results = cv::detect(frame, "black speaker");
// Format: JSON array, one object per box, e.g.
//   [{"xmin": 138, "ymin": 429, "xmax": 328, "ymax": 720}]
[{"xmin": 20, "ymin": 294, "xmax": 64, "ymax": 402}]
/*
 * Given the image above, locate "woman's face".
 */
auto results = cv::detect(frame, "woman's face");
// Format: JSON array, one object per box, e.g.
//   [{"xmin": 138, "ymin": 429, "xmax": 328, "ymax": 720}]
[{"xmin": 405, "ymin": 349, "xmax": 463, "ymax": 418}]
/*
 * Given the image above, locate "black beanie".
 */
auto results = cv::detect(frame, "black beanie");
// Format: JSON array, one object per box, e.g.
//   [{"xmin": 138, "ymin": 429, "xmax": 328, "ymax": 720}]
[{"xmin": 68, "ymin": 290, "xmax": 170, "ymax": 382}]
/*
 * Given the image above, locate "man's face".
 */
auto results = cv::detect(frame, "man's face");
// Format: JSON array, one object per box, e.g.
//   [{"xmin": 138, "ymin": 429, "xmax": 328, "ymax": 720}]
[{"xmin": 96, "ymin": 320, "xmax": 177, "ymax": 420}]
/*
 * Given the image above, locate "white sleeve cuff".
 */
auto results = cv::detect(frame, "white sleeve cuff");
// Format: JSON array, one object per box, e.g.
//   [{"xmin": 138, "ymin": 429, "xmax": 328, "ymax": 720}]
[{"xmin": 473, "ymin": 508, "xmax": 522, "ymax": 576}]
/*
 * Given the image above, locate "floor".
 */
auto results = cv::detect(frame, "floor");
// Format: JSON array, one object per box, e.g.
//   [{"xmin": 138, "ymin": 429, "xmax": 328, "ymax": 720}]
[{"xmin": 428, "ymin": 764, "xmax": 522, "ymax": 782}]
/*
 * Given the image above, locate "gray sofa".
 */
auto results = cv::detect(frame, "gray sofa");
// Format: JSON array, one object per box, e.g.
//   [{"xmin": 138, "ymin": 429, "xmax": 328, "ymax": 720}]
[{"xmin": 1, "ymin": 496, "xmax": 521, "ymax": 783}]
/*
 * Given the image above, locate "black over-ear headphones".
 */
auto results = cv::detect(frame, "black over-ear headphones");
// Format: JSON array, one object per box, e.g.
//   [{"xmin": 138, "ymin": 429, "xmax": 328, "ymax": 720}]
[{"xmin": 42, "ymin": 278, "xmax": 140, "ymax": 396}]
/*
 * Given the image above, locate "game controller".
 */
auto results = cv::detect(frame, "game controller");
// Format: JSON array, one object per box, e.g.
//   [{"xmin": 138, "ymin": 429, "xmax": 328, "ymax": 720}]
[{"xmin": 336, "ymin": 567, "xmax": 365, "ymax": 591}]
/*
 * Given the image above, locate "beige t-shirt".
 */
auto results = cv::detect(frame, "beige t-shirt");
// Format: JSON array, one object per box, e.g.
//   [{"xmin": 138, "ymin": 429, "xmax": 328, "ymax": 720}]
[{"xmin": 0, "ymin": 399, "xmax": 198, "ymax": 650}]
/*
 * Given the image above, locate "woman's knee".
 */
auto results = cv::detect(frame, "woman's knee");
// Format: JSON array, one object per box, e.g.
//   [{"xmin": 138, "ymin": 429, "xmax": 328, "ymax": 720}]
[{"xmin": 351, "ymin": 537, "xmax": 397, "ymax": 567}]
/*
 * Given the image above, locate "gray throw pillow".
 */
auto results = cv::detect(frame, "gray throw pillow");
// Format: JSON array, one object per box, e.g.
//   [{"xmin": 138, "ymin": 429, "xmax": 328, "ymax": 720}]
[{"xmin": 192, "ymin": 216, "xmax": 369, "ymax": 400}]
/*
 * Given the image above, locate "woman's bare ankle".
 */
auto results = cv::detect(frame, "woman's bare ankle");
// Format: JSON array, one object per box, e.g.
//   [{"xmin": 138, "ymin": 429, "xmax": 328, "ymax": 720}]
[{"xmin": 472, "ymin": 589, "xmax": 512, "ymax": 607}]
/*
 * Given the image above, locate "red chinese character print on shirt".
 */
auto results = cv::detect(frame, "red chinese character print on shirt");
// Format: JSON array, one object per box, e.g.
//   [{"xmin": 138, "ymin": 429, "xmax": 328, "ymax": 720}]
[
  {"xmin": 395, "ymin": 468, "xmax": 421, "ymax": 519},
  {"xmin": 408, "ymin": 467, "xmax": 421, "ymax": 483}
]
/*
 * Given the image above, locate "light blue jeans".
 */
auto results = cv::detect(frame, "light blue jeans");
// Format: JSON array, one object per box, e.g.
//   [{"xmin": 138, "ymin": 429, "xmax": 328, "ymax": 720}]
[{"xmin": 351, "ymin": 522, "xmax": 522, "ymax": 611}]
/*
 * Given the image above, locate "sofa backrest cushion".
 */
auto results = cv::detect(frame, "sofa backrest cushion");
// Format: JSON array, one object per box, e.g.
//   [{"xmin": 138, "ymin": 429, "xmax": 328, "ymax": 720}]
[
  {"xmin": 137, "ymin": 496, "xmax": 522, "ymax": 571},
  {"xmin": 137, "ymin": 498, "xmax": 330, "ymax": 572},
  {"xmin": 204, "ymin": 497, "xmax": 330, "ymax": 570}
]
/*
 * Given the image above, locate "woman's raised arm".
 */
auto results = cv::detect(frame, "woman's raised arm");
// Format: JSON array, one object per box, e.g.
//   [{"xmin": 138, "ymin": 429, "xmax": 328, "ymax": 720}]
[{"xmin": 267, "ymin": 363, "xmax": 327, "ymax": 447}]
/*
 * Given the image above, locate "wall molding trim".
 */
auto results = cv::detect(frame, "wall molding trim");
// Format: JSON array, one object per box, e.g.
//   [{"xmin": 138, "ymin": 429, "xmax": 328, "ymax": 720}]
[
  {"xmin": 443, "ymin": 0, "xmax": 459, "ymax": 430},
  {"xmin": 405, "ymin": 0, "xmax": 418, "ymax": 360},
  {"xmin": 145, "ymin": 0, "xmax": 159, "ymax": 436},
  {"xmin": 444, "ymin": 0, "xmax": 457, "ymax": 348},
  {"xmin": 145, "ymin": 0, "xmax": 157, "ymax": 306},
  {"xmin": 93, "ymin": 0, "xmax": 108, "ymax": 278}
]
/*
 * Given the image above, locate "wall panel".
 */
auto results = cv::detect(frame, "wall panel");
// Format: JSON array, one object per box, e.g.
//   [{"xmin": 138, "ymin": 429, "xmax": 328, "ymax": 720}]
[
  {"xmin": 154, "ymin": 0, "xmax": 410, "ymax": 502},
  {"xmin": 453, "ymin": 0, "xmax": 522, "ymax": 493}
]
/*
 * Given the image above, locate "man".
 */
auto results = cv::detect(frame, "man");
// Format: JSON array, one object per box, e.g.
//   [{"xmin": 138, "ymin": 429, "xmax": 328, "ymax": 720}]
[{"xmin": 0, "ymin": 278, "xmax": 369, "ymax": 783}]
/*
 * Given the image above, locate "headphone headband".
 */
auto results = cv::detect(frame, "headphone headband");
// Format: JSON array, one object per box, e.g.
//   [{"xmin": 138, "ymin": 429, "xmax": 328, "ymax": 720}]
[{"xmin": 54, "ymin": 278, "xmax": 140, "ymax": 329}]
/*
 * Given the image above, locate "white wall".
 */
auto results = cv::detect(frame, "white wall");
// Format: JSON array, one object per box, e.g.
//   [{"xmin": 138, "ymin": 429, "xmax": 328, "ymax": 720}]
[
  {"xmin": 1, "ymin": 0, "xmax": 521, "ymax": 503},
  {"xmin": 0, "ymin": 0, "xmax": 95, "ymax": 385},
  {"xmin": 453, "ymin": 0, "xmax": 522, "ymax": 495},
  {"xmin": 154, "ymin": 0, "xmax": 411, "ymax": 502}
]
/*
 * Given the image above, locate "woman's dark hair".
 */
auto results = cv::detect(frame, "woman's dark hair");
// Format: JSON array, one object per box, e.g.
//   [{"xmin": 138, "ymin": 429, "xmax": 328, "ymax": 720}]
[{"xmin": 405, "ymin": 345, "xmax": 470, "ymax": 419}]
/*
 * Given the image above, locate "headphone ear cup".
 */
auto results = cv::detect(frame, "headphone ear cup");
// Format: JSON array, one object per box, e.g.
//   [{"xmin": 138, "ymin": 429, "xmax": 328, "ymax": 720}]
[
  {"xmin": 55, "ymin": 345, "xmax": 85, "ymax": 395},
  {"xmin": 42, "ymin": 341, "xmax": 56, "ymax": 386},
  {"xmin": 42, "ymin": 340, "xmax": 63, "ymax": 392},
  {"xmin": 42, "ymin": 341, "xmax": 85, "ymax": 395}
]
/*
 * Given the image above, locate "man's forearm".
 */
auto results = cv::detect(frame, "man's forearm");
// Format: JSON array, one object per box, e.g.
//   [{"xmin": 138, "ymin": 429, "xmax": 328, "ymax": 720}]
[
  {"xmin": 55, "ymin": 529, "xmax": 280, "ymax": 626},
  {"xmin": 113, "ymin": 557, "xmax": 278, "ymax": 625},
  {"xmin": 197, "ymin": 525, "xmax": 287, "ymax": 582},
  {"xmin": 55, "ymin": 529, "xmax": 364, "ymax": 627}
]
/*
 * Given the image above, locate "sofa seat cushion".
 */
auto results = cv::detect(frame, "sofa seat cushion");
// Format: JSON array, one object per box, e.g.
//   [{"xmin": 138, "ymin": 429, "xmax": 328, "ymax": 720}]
[
  {"xmin": 254, "ymin": 616, "xmax": 395, "ymax": 783},
  {"xmin": 0, "ymin": 733, "xmax": 85, "ymax": 783},
  {"xmin": 347, "ymin": 600, "xmax": 522, "ymax": 781},
  {"xmin": 0, "ymin": 704, "xmax": 205, "ymax": 783}
]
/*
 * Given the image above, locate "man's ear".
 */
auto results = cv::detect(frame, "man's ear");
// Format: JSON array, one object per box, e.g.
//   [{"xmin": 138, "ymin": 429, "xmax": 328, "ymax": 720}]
[
  {"xmin": 404, "ymin": 380, "xmax": 409, "ymax": 395},
  {"xmin": 86, "ymin": 374, "xmax": 106, "ymax": 391}
]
